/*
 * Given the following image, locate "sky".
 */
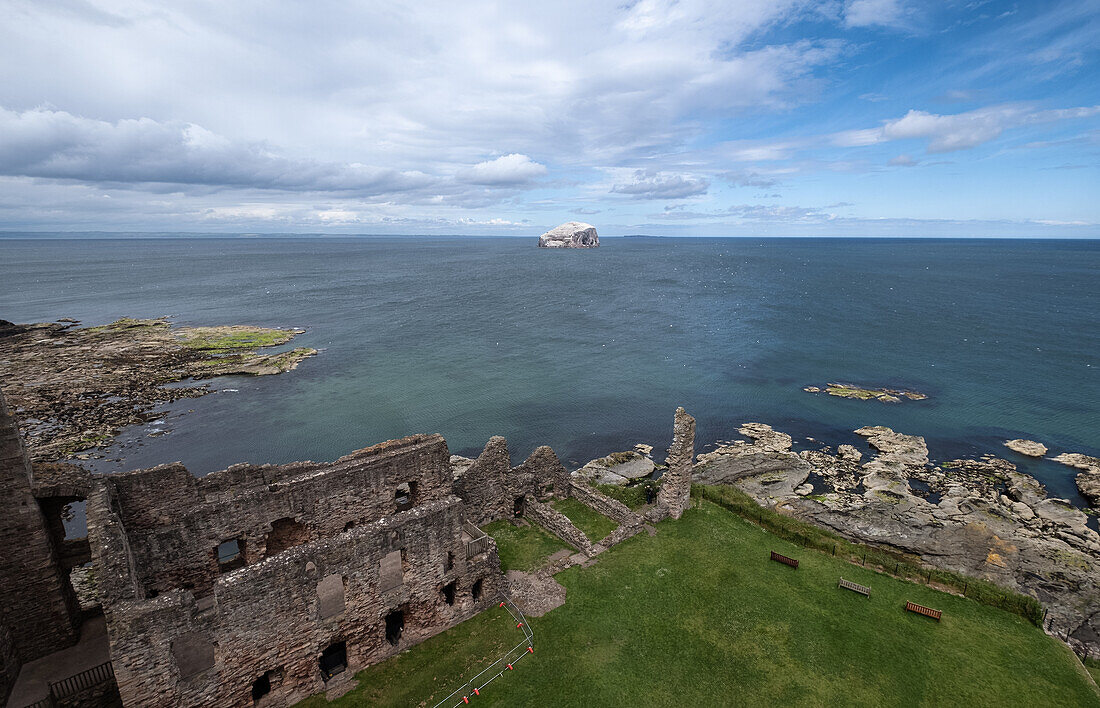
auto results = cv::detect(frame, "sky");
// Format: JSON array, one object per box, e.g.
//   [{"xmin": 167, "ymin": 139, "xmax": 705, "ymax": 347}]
[{"xmin": 0, "ymin": 0, "xmax": 1098, "ymax": 237}]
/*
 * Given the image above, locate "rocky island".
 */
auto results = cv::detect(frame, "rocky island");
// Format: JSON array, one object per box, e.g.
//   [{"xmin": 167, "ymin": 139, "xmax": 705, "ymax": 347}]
[
  {"xmin": 804, "ymin": 382, "xmax": 927, "ymax": 402},
  {"xmin": 0, "ymin": 317, "xmax": 316, "ymax": 462},
  {"xmin": 537, "ymin": 221, "xmax": 599, "ymax": 248}
]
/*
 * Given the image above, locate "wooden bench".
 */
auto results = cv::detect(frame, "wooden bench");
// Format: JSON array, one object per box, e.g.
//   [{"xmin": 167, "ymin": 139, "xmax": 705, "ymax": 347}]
[
  {"xmin": 770, "ymin": 551, "xmax": 798, "ymax": 568},
  {"xmin": 905, "ymin": 601, "xmax": 942, "ymax": 621},
  {"xmin": 838, "ymin": 577, "xmax": 871, "ymax": 597}
]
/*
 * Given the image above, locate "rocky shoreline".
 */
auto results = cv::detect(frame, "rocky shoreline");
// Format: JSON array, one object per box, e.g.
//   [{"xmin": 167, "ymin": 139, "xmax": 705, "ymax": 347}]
[
  {"xmin": 0, "ymin": 317, "xmax": 316, "ymax": 462},
  {"xmin": 694, "ymin": 421, "xmax": 1100, "ymax": 657}
]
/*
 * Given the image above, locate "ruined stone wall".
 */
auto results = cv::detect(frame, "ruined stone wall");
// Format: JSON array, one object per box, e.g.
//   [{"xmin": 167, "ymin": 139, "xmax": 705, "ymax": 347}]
[
  {"xmin": 455, "ymin": 442, "xmax": 571, "ymax": 527},
  {"xmin": 453, "ymin": 436, "xmax": 509, "ymax": 526},
  {"xmin": 102, "ymin": 434, "xmax": 453, "ymax": 597},
  {"xmin": 98, "ymin": 497, "xmax": 500, "ymax": 708},
  {"xmin": 506, "ymin": 446, "xmax": 571, "ymax": 505},
  {"xmin": 569, "ymin": 482, "xmax": 637, "ymax": 526},
  {"xmin": 0, "ymin": 391, "xmax": 79, "ymax": 667},
  {"xmin": 525, "ymin": 498, "xmax": 592, "ymax": 553},
  {"xmin": 658, "ymin": 407, "xmax": 695, "ymax": 520},
  {"xmin": 0, "ymin": 621, "xmax": 18, "ymax": 707}
]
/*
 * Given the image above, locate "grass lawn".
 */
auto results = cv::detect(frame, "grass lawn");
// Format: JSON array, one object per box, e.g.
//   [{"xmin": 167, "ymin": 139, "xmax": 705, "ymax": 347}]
[
  {"xmin": 300, "ymin": 500, "xmax": 1099, "ymax": 707},
  {"xmin": 482, "ymin": 519, "xmax": 569, "ymax": 571},
  {"xmin": 594, "ymin": 483, "xmax": 650, "ymax": 510},
  {"xmin": 551, "ymin": 498, "xmax": 618, "ymax": 542}
]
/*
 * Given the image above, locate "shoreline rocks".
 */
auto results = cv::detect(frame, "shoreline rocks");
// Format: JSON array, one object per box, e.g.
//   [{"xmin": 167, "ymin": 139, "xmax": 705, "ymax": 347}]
[
  {"xmin": 1053, "ymin": 453, "xmax": 1100, "ymax": 508},
  {"xmin": 694, "ymin": 421, "xmax": 1100, "ymax": 658},
  {"xmin": 0, "ymin": 317, "xmax": 316, "ymax": 462},
  {"xmin": 1004, "ymin": 439, "xmax": 1048, "ymax": 457},
  {"xmin": 537, "ymin": 222, "xmax": 599, "ymax": 248}
]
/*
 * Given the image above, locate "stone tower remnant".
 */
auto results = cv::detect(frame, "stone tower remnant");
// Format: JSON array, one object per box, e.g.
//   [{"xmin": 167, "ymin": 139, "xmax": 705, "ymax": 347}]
[{"xmin": 658, "ymin": 407, "xmax": 695, "ymax": 520}]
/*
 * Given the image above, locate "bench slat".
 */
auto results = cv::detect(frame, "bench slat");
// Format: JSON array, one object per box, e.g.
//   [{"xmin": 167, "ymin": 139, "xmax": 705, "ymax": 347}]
[
  {"xmin": 770, "ymin": 551, "xmax": 799, "ymax": 568},
  {"xmin": 838, "ymin": 577, "xmax": 871, "ymax": 596},
  {"xmin": 905, "ymin": 601, "xmax": 942, "ymax": 620}
]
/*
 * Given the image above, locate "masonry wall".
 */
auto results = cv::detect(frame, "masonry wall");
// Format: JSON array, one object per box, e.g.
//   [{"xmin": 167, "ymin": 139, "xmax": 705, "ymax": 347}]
[
  {"xmin": 453, "ymin": 436, "xmax": 509, "ymax": 526},
  {"xmin": 97, "ymin": 496, "xmax": 501, "ymax": 708},
  {"xmin": 0, "ymin": 621, "xmax": 18, "ymax": 706},
  {"xmin": 658, "ymin": 407, "xmax": 695, "ymax": 520},
  {"xmin": 0, "ymin": 391, "xmax": 79, "ymax": 668},
  {"xmin": 102, "ymin": 434, "xmax": 453, "ymax": 598}
]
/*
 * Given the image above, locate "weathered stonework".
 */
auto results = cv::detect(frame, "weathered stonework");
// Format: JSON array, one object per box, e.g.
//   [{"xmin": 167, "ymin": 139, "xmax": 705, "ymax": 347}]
[
  {"xmin": 81, "ymin": 432, "xmax": 509, "ymax": 708},
  {"xmin": 524, "ymin": 498, "xmax": 593, "ymax": 553},
  {"xmin": 658, "ymin": 407, "xmax": 695, "ymax": 520},
  {"xmin": 0, "ymin": 391, "xmax": 80, "ymax": 704}
]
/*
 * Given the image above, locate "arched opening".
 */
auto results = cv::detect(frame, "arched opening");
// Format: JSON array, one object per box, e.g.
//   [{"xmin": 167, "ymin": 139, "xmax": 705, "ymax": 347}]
[
  {"xmin": 513, "ymin": 496, "xmax": 526, "ymax": 517},
  {"xmin": 472, "ymin": 578, "xmax": 484, "ymax": 601}
]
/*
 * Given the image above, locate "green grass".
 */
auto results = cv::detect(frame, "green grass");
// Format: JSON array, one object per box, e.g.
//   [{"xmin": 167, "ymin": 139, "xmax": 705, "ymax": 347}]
[
  {"xmin": 594, "ymin": 483, "xmax": 651, "ymax": 510},
  {"xmin": 551, "ymin": 498, "xmax": 618, "ymax": 542},
  {"xmin": 298, "ymin": 500, "xmax": 1097, "ymax": 707},
  {"xmin": 697, "ymin": 484, "xmax": 1044, "ymax": 625},
  {"xmin": 483, "ymin": 520, "xmax": 569, "ymax": 571},
  {"xmin": 1087, "ymin": 658, "xmax": 1100, "ymax": 686},
  {"xmin": 177, "ymin": 326, "xmax": 296, "ymax": 351}
]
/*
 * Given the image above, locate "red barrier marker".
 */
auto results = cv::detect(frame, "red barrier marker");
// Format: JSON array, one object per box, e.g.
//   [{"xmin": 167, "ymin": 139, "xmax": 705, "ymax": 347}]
[
  {"xmin": 462, "ymin": 698, "xmax": 469, "ymax": 705},
  {"xmin": 516, "ymin": 623, "xmax": 523, "ymax": 628},
  {"xmin": 499, "ymin": 601, "xmax": 506, "ymax": 607},
  {"xmin": 527, "ymin": 646, "xmax": 534, "ymax": 653},
  {"xmin": 473, "ymin": 688, "xmax": 480, "ymax": 696},
  {"xmin": 507, "ymin": 664, "xmax": 513, "ymax": 671}
]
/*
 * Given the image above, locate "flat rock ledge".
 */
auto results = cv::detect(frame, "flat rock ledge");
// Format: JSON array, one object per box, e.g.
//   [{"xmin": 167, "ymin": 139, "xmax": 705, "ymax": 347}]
[
  {"xmin": 572, "ymin": 449, "xmax": 656, "ymax": 486},
  {"xmin": 0, "ymin": 317, "xmax": 316, "ymax": 462},
  {"xmin": 1054, "ymin": 453, "xmax": 1100, "ymax": 508},
  {"xmin": 537, "ymin": 221, "xmax": 599, "ymax": 248},
  {"xmin": 1004, "ymin": 439, "xmax": 1048, "ymax": 457}
]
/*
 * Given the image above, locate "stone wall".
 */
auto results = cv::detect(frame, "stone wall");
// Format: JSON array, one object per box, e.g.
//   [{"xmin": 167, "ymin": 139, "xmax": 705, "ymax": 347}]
[
  {"xmin": 0, "ymin": 621, "xmax": 18, "ymax": 707},
  {"xmin": 101, "ymin": 434, "xmax": 453, "ymax": 598},
  {"xmin": 0, "ymin": 391, "xmax": 79, "ymax": 670},
  {"xmin": 453, "ymin": 436, "xmax": 509, "ymax": 526},
  {"xmin": 94, "ymin": 492, "xmax": 500, "ymax": 708},
  {"xmin": 658, "ymin": 407, "xmax": 695, "ymax": 520},
  {"xmin": 569, "ymin": 482, "xmax": 638, "ymax": 526},
  {"xmin": 525, "ymin": 498, "xmax": 592, "ymax": 553},
  {"xmin": 507, "ymin": 446, "xmax": 571, "ymax": 504}
]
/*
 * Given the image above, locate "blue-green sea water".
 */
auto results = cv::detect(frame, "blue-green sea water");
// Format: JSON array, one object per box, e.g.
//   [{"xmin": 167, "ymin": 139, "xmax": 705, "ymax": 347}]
[{"xmin": 1, "ymin": 237, "xmax": 1097, "ymax": 504}]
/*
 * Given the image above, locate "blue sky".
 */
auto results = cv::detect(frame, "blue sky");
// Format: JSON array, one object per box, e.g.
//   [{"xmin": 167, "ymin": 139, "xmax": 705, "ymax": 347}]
[{"xmin": 0, "ymin": 0, "xmax": 1097, "ymax": 236}]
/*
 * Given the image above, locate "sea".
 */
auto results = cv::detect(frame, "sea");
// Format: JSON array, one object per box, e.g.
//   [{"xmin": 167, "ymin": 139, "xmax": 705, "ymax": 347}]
[{"xmin": 2, "ymin": 236, "xmax": 1097, "ymax": 507}]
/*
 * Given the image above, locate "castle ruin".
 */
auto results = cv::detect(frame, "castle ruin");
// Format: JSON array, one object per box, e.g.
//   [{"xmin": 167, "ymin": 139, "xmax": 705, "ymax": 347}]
[{"xmin": 1, "ymin": 389, "xmax": 693, "ymax": 707}]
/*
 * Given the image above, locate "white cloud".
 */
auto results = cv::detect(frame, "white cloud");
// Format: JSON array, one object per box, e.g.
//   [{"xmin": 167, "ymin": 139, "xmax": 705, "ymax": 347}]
[
  {"xmin": 0, "ymin": 106, "xmax": 437, "ymax": 193},
  {"xmin": 844, "ymin": 0, "xmax": 909, "ymax": 29},
  {"xmin": 833, "ymin": 104, "xmax": 1100, "ymax": 153},
  {"xmin": 458, "ymin": 154, "xmax": 547, "ymax": 186},
  {"xmin": 611, "ymin": 170, "xmax": 710, "ymax": 199},
  {"xmin": 888, "ymin": 154, "xmax": 918, "ymax": 166}
]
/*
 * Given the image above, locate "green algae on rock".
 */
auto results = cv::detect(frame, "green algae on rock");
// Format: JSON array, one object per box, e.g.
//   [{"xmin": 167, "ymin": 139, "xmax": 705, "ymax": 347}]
[
  {"xmin": 0, "ymin": 317, "xmax": 316, "ymax": 461},
  {"xmin": 803, "ymin": 382, "xmax": 928, "ymax": 403}
]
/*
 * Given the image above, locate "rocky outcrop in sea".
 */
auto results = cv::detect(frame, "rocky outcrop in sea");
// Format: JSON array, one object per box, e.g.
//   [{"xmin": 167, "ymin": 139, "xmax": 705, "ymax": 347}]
[{"xmin": 537, "ymin": 221, "xmax": 599, "ymax": 248}]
